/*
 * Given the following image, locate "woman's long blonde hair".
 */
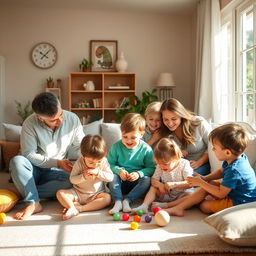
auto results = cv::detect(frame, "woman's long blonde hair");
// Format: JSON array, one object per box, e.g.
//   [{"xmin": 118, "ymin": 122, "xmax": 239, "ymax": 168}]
[{"xmin": 160, "ymin": 98, "xmax": 201, "ymax": 147}]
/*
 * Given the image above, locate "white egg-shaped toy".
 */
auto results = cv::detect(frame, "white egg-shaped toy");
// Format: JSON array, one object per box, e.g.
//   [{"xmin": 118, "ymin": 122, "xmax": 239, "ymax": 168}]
[{"xmin": 154, "ymin": 210, "xmax": 170, "ymax": 227}]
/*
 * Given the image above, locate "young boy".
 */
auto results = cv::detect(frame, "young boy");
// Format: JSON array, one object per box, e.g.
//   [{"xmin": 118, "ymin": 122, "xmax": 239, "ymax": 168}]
[
  {"xmin": 56, "ymin": 135, "xmax": 113, "ymax": 220},
  {"xmin": 162, "ymin": 123, "xmax": 256, "ymax": 216},
  {"xmin": 108, "ymin": 113, "xmax": 156, "ymax": 214}
]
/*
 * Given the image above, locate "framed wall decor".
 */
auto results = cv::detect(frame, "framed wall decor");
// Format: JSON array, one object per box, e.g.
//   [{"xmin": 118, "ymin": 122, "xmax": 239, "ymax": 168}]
[{"xmin": 90, "ymin": 40, "xmax": 118, "ymax": 72}]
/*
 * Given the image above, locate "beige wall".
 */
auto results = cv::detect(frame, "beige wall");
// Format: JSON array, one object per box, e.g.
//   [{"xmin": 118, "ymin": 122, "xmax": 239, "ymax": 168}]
[{"xmin": 0, "ymin": 5, "xmax": 196, "ymax": 124}]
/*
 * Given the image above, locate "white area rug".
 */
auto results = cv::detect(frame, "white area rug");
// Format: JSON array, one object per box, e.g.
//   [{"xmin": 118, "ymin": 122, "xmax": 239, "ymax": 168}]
[{"xmin": 1, "ymin": 172, "xmax": 256, "ymax": 256}]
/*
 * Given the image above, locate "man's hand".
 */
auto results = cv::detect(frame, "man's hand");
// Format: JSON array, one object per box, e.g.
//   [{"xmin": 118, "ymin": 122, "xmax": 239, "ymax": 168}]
[
  {"xmin": 57, "ymin": 159, "xmax": 73, "ymax": 172},
  {"xmin": 120, "ymin": 169, "xmax": 129, "ymax": 181},
  {"xmin": 127, "ymin": 172, "xmax": 139, "ymax": 182}
]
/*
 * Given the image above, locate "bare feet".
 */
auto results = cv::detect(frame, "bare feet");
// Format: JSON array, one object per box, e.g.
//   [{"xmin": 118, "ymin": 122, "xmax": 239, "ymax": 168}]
[
  {"xmin": 164, "ymin": 207, "xmax": 184, "ymax": 217},
  {"xmin": 14, "ymin": 202, "xmax": 43, "ymax": 220},
  {"xmin": 63, "ymin": 207, "xmax": 79, "ymax": 220}
]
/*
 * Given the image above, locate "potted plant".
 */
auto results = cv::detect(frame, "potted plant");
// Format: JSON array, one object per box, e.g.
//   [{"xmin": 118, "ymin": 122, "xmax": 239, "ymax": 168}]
[
  {"xmin": 79, "ymin": 58, "xmax": 93, "ymax": 72},
  {"xmin": 115, "ymin": 89, "xmax": 158, "ymax": 122},
  {"xmin": 46, "ymin": 76, "xmax": 54, "ymax": 88},
  {"xmin": 15, "ymin": 100, "xmax": 34, "ymax": 125}
]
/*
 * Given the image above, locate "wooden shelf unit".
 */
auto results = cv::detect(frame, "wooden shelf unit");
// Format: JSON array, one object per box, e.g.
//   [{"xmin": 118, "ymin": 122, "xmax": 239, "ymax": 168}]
[{"xmin": 69, "ymin": 72, "xmax": 136, "ymax": 123}]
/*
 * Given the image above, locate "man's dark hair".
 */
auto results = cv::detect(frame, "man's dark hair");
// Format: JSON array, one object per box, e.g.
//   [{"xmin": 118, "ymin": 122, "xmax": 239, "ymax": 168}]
[{"xmin": 32, "ymin": 92, "xmax": 60, "ymax": 117}]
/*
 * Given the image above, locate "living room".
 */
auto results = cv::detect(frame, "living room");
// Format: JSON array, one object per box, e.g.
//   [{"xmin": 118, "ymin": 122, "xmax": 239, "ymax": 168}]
[{"xmin": 1, "ymin": 0, "xmax": 256, "ymax": 256}]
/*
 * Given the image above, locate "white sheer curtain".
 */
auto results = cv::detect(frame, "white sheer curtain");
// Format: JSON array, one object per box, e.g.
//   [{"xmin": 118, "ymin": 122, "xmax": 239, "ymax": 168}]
[{"xmin": 194, "ymin": 0, "xmax": 222, "ymax": 123}]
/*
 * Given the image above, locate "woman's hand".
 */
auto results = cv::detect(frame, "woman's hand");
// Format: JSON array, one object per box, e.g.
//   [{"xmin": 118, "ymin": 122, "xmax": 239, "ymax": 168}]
[
  {"xmin": 181, "ymin": 150, "xmax": 189, "ymax": 157},
  {"xmin": 189, "ymin": 159, "xmax": 202, "ymax": 170}
]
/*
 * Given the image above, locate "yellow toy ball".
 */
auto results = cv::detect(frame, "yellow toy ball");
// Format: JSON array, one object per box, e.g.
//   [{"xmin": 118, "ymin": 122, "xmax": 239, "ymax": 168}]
[
  {"xmin": 154, "ymin": 210, "xmax": 170, "ymax": 227},
  {"xmin": 130, "ymin": 221, "xmax": 139, "ymax": 230},
  {"xmin": 0, "ymin": 213, "xmax": 6, "ymax": 224}
]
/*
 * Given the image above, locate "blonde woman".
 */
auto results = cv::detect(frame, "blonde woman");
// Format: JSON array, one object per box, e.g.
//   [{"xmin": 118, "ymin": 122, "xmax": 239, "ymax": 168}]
[{"xmin": 160, "ymin": 98, "xmax": 211, "ymax": 175}]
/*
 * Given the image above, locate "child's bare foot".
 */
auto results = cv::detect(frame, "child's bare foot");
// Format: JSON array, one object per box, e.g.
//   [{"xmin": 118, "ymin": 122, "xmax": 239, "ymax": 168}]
[
  {"xmin": 14, "ymin": 202, "xmax": 43, "ymax": 220},
  {"xmin": 63, "ymin": 207, "xmax": 79, "ymax": 220},
  {"xmin": 164, "ymin": 207, "xmax": 184, "ymax": 217},
  {"xmin": 74, "ymin": 202, "xmax": 84, "ymax": 212}
]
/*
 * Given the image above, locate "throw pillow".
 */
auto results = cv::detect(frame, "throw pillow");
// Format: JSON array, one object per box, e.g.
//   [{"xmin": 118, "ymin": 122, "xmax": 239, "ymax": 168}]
[
  {"xmin": 0, "ymin": 189, "xmax": 19, "ymax": 213},
  {"xmin": 204, "ymin": 201, "xmax": 256, "ymax": 246},
  {"xmin": 0, "ymin": 141, "xmax": 20, "ymax": 170},
  {"xmin": 101, "ymin": 123, "xmax": 121, "ymax": 150},
  {"xmin": 83, "ymin": 119, "xmax": 103, "ymax": 136},
  {"xmin": 2, "ymin": 123, "xmax": 22, "ymax": 142}
]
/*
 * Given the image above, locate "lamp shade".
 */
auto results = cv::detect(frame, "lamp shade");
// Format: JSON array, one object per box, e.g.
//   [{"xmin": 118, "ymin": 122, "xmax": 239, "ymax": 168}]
[{"xmin": 156, "ymin": 73, "xmax": 175, "ymax": 87}]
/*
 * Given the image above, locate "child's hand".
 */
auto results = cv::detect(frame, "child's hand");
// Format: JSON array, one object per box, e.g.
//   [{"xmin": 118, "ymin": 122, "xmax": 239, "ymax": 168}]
[
  {"xmin": 87, "ymin": 168, "xmax": 99, "ymax": 176},
  {"xmin": 120, "ymin": 169, "xmax": 128, "ymax": 181},
  {"xmin": 83, "ymin": 170, "xmax": 94, "ymax": 179},
  {"xmin": 127, "ymin": 172, "xmax": 139, "ymax": 182},
  {"xmin": 186, "ymin": 175, "xmax": 203, "ymax": 187},
  {"xmin": 158, "ymin": 183, "xmax": 167, "ymax": 194},
  {"xmin": 152, "ymin": 129, "xmax": 161, "ymax": 139},
  {"xmin": 164, "ymin": 182, "xmax": 175, "ymax": 191}
]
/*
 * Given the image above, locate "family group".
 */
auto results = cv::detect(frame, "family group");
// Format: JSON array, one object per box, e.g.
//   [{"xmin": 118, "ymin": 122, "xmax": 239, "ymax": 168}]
[{"xmin": 8, "ymin": 92, "xmax": 256, "ymax": 220}]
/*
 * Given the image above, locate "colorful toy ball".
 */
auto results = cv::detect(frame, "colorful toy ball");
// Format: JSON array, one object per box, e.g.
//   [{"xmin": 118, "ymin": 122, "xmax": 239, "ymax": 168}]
[
  {"xmin": 0, "ymin": 213, "xmax": 6, "ymax": 225},
  {"xmin": 113, "ymin": 213, "xmax": 121, "ymax": 221},
  {"xmin": 130, "ymin": 221, "xmax": 139, "ymax": 230},
  {"xmin": 153, "ymin": 206, "xmax": 161, "ymax": 215},
  {"xmin": 154, "ymin": 210, "xmax": 170, "ymax": 227},
  {"xmin": 122, "ymin": 213, "xmax": 130, "ymax": 221},
  {"xmin": 144, "ymin": 215, "xmax": 152, "ymax": 223},
  {"xmin": 133, "ymin": 215, "xmax": 141, "ymax": 223},
  {"xmin": 136, "ymin": 209, "xmax": 144, "ymax": 216}
]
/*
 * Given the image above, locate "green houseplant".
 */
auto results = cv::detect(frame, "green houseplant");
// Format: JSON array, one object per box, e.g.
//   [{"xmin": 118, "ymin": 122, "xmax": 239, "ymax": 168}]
[
  {"xmin": 115, "ymin": 89, "xmax": 158, "ymax": 122},
  {"xmin": 79, "ymin": 58, "xmax": 93, "ymax": 72},
  {"xmin": 46, "ymin": 76, "xmax": 54, "ymax": 88},
  {"xmin": 15, "ymin": 100, "xmax": 34, "ymax": 124}
]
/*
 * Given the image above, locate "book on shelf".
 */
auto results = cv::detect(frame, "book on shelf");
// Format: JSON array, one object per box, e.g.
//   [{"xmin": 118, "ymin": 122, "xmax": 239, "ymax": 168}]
[
  {"xmin": 108, "ymin": 85, "xmax": 130, "ymax": 90},
  {"xmin": 92, "ymin": 98, "xmax": 102, "ymax": 108}
]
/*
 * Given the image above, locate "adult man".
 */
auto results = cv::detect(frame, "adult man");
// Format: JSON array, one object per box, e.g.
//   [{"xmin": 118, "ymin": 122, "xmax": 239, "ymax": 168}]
[{"xmin": 10, "ymin": 92, "xmax": 84, "ymax": 220}]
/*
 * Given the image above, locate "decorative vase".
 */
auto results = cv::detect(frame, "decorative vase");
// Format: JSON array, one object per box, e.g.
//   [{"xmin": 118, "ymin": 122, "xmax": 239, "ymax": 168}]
[{"xmin": 115, "ymin": 52, "xmax": 128, "ymax": 72}]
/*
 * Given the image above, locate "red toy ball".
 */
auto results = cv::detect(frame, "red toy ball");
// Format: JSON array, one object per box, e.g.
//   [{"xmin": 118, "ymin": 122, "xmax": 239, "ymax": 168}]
[
  {"xmin": 153, "ymin": 207, "xmax": 161, "ymax": 215},
  {"xmin": 122, "ymin": 213, "xmax": 130, "ymax": 221},
  {"xmin": 133, "ymin": 215, "xmax": 141, "ymax": 223}
]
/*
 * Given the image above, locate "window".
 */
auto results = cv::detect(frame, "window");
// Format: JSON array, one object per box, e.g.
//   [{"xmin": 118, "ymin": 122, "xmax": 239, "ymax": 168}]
[
  {"xmin": 221, "ymin": 0, "xmax": 256, "ymax": 127},
  {"xmin": 236, "ymin": 1, "xmax": 256, "ymax": 126}
]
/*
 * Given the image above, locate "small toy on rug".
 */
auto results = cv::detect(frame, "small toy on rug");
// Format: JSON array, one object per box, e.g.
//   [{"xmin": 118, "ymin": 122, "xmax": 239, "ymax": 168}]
[
  {"xmin": 154, "ymin": 210, "xmax": 170, "ymax": 227},
  {"xmin": 113, "ymin": 213, "xmax": 121, "ymax": 221},
  {"xmin": 122, "ymin": 213, "xmax": 130, "ymax": 221},
  {"xmin": 133, "ymin": 215, "xmax": 141, "ymax": 223},
  {"xmin": 153, "ymin": 206, "xmax": 161, "ymax": 215},
  {"xmin": 144, "ymin": 215, "xmax": 152, "ymax": 223},
  {"xmin": 130, "ymin": 221, "xmax": 139, "ymax": 230},
  {"xmin": 136, "ymin": 209, "xmax": 144, "ymax": 216},
  {"xmin": 0, "ymin": 213, "xmax": 6, "ymax": 224}
]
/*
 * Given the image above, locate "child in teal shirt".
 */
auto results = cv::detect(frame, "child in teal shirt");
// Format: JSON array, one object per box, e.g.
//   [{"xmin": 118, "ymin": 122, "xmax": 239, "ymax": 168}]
[{"xmin": 108, "ymin": 113, "xmax": 155, "ymax": 214}]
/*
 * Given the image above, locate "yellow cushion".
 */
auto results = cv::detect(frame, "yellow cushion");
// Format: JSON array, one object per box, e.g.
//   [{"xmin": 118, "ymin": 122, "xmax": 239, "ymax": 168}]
[{"xmin": 0, "ymin": 189, "xmax": 18, "ymax": 213}]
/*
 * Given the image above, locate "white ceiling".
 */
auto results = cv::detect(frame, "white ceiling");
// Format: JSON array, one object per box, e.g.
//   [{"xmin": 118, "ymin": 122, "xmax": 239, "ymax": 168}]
[{"xmin": 0, "ymin": 0, "xmax": 199, "ymax": 14}]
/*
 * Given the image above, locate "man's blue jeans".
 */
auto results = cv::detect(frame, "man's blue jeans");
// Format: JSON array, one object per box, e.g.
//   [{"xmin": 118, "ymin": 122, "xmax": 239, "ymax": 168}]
[
  {"xmin": 9, "ymin": 155, "xmax": 72, "ymax": 204},
  {"xmin": 108, "ymin": 174, "xmax": 151, "ymax": 203}
]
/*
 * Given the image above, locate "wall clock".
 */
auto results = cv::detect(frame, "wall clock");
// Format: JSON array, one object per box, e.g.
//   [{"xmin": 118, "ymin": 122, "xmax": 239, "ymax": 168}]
[{"xmin": 31, "ymin": 42, "xmax": 57, "ymax": 69}]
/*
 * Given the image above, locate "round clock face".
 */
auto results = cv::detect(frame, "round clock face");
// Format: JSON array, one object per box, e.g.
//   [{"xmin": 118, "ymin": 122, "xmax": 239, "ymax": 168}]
[{"xmin": 31, "ymin": 42, "xmax": 57, "ymax": 69}]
